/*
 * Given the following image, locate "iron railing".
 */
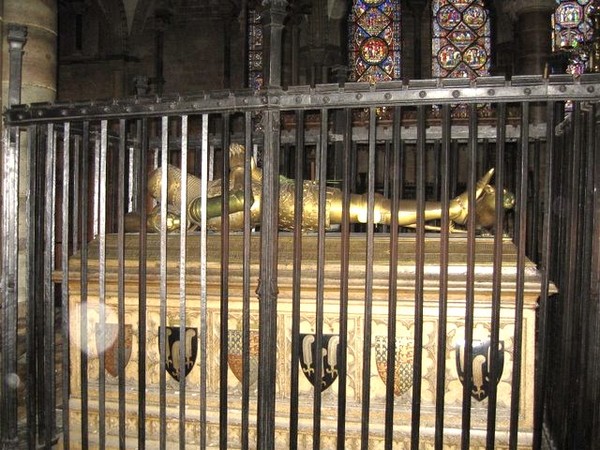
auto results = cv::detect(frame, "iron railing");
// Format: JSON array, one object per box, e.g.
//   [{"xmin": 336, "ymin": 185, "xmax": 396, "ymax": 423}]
[{"xmin": 1, "ymin": 75, "xmax": 599, "ymax": 450}]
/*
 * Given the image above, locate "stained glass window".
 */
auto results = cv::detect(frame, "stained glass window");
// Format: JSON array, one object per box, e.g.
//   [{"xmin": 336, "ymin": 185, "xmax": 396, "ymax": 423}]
[
  {"xmin": 348, "ymin": 0, "xmax": 402, "ymax": 83},
  {"xmin": 248, "ymin": 9, "xmax": 263, "ymax": 89},
  {"xmin": 552, "ymin": 0, "xmax": 596, "ymax": 75},
  {"xmin": 432, "ymin": 0, "xmax": 491, "ymax": 79}
]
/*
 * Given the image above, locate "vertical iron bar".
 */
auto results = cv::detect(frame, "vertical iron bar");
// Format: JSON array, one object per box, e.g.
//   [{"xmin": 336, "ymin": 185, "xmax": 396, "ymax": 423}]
[
  {"xmin": 589, "ymin": 102, "xmax": 600, "ymax": 448},
  {"xmin": 533, "ymin": 101, "xmax": 556, "ymax": 450},
  {"xmin": 564, "ymin": 102, "xmax": 584, "ymax": 449},
  {"xmin": 432, "ymin": 139, "xmax": 441, "ymax": 199},
  {"xmin": 577, "ymin": 104, "xmax": 596, "ymax": 448},
  {"xmin": 26, "ymin": 125, "xmax": 40, "ymax": 449},
  {"xmin": 312, "ymin": 108, "xmax": 328, "ymax": 450},
  {"xmin": 117, "ymin": 119, "xmax": 127, "ymax": 449},
  {"xmin": 556, "ymin": 103, "xmax": 572, "ymax": 448},
  {"xmin": 137, "ymin": 118, "xmax": 148, "ymax": 450},
  {"xmin": 486, "ymin": 102, "xmax": 507, "ymax": 449},
  {"xmin": 588, "ymin": 103, "xmax": 599, "ymax": 447},
  {"xmin": 360, "ymin": 107, "xmax": 377, "ymax": 450},
  {"xmin": 258, "ymin": 3, "xmax": 285, "ymax": 444},
  {"xmin": 382, "ymin": 140, "xmax": 391, "ymax": 233},
  {"xmin": 43, "ymin": 123, "xmax": 57, "ymax": 449},
  {"xmin": 460, "ymin": 103, "xmax": 478, "ymax": 450},
  {"xmin": 200, "ymin": 113, "xmax": 209, "ymax": 450},
  {"xmin": 98, "ymin": 120, "xmax": 108, "ymax": 450},
  {"xmin": 384, "ymin": 106, "xmax": 402, "ymax": 448},
  {"xmin": 93, "ymin": 133, "xmax": 101, "ymax": 238},
  {"xmin": 71, "ymin": 136, "xmax": 80, "ymax": 253},
  {"xmin": 257, "ymin": 104, "xmax": 280, "ymax": 450},
  {"xmin": 179, "ymin": 115, "xmax": 189, "ymax": 450},
  {"xmin": 528, "ymin": 140, "xmax": 541, "ymax": 261},
  {"xmin": 219, "ymin": 114, "xmax": 231, "ymax": 449},
  {"xmin": 158, "ymin": 116, "xmax": 169, "ymax": 449},
  {"xmin": 1, "ymin": 124, "xmax": 19, "ymax": 448},
  {"xmin": 434, "ymin": 104, "xmax": 452, "ymax": 449},
  {"xmin": 290, "ymin": 109, "xmax": 305, "ymax": 450},
  {"xmin": 241, "ymin": 111, "xmax": 253, "ymax": 450},
  {"xmin": 509, "ymin": 102, "xmax": 530, "ymax": 449},
  {"xmin": 62, "ymin": 122, "xmax": 72, "ymax": 449},
  {"xmin": 411, "ymin": 105, "xmax": 426, "ymax": 450},
  {"xmin": 336, "ymin": 107, "xmax": 352, "ymax": 450},
  {"xmin": 80, "ymin": 121, "xmax": 90, "ymax": 449}
]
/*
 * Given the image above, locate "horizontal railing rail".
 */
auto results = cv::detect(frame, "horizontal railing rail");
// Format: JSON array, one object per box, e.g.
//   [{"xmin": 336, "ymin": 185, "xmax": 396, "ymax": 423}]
[{"xmin": 5, "ymin": 74, "xmax": 600, "ymax": 123}]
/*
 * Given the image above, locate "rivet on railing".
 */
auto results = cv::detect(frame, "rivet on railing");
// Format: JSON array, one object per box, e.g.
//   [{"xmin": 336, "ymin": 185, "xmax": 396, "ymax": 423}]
[
  {"xmin": 356, "ymin": 93, "xmax": 363, "ymax": 100},
  {"xmin": 295, "ymin": 96, "xmax": 302, "ymax": 103},
  {"xmin": 262, "ymin": 96, "xmax": 268, "ymax": 104},
  {"xmin": 559, "ymin": 85, "xmax": 567, "ymax": 93},
  {"xmin": 452, "ymin": 90, "xmax": 460, "ymax": 98},
  {"xmin": 384, "ymin": 92, "xmax": 392, "ymax": 100},
  {"xmin": 272, "ymin": 97, "xmax": 280, "ymax": 104},
  {"xmin": 37, "ymin": 110, "xmax": 44, "ymax": 117},
  {"xmin": 419, "ymin": 91, "xmax": 427, "ymax": 98},
  {"xmin": 243, "ymin": 98, "xmax": 249, "ymax": 104},
  {"xmin": 524, "ymin": 88, "xmax": 532, "ymax": 95},
  {"xmin": 587, "ymin": 85, "xmax": 595, "ymax": 93},
  {"xmin": 323, "ymin": 96, "xmax": 330, "ymax": 103},
  {"xmin": 488, "ymin": 89, "xmax": 496, "ymax": 96}
]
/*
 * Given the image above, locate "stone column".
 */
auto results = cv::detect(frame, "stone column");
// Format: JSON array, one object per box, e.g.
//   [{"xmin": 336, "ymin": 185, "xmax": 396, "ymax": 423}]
[{"xmin": 504, "ymin": 0, "xmax": 557, "ymax": 75}]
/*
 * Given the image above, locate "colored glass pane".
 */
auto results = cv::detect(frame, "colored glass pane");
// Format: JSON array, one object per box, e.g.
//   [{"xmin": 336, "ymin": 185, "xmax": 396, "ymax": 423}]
[
  {"xmin": 432, "ymin": 0, "xmax": 491, "ymax": 79},
  {"xmin": 248, "ymin": 10, "xmax": 263, "ymax": 90},
  {"xmin": 553, "ymin": 0, "xmax": 595, "ymax": 51},
  {"xmin": 552, "ymin": 0, "xmax": 596, "ymax": 76},
  {"xmin": 349, "ymin": 0, "xmax": 401, "ymax": 83}
]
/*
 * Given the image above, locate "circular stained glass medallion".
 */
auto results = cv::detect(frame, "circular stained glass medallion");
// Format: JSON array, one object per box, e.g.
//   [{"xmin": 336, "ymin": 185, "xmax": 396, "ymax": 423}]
[
  {"xmin": 463, "ymin": 5, "xmax": 486, "ymax": 29},
  {"xmin": 437, "ymin": 45, "xmax": 461, "ymax": 69},
  {"xmin": 437, "ymin": 5, "xmax": 461, "ymax": 30},
  {"xmin": 360, "ymin": 37, "xmax": 389, "ymax": 64},
  {"xmin": 463, "ymin": 45, "xmax": 487, "ymax": 69}
]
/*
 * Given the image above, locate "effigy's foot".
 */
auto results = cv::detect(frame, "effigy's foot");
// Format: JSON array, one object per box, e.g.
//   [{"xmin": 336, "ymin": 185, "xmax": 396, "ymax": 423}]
[{"xmin": 448, "ymin": 168, "xmax": 495, "ymax": 225}]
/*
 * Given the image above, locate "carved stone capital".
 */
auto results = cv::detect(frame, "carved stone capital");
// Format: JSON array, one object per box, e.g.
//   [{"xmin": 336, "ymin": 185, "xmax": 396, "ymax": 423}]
[{"xmin": 7, "ymin": 25, "xmax": 27, "ymax": 51}]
